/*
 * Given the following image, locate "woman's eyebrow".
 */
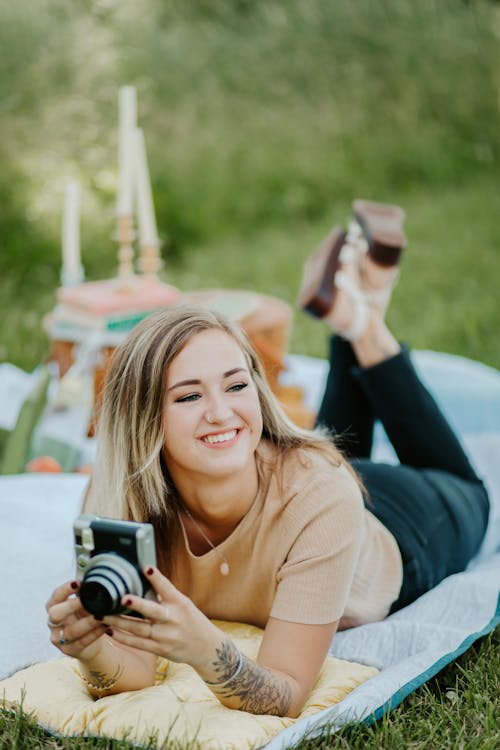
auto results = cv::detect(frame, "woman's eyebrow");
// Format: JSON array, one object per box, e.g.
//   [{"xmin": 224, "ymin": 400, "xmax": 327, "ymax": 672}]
[
  {"xmin": 223, "ymin": 367, "xmax": 247, "ymax": 378},
  {"xmin": 168, "ymin": 368, "xmax": 247, "ymax": 392},
  {"xmin": 168, "ymin": 378, "xmax": 201, "ymax": 392}
]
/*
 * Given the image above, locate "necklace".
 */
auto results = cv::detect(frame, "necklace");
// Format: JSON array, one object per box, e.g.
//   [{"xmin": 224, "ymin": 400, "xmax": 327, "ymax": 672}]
[{"xmin": 182, "ymin": 509, "xmax": 230, "ymax": 576}]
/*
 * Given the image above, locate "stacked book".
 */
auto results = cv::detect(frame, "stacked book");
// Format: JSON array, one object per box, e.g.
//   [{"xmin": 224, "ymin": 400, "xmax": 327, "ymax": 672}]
[{"xmin": 48, "ymin": 277, "xmax": 180, "ymax": 340}]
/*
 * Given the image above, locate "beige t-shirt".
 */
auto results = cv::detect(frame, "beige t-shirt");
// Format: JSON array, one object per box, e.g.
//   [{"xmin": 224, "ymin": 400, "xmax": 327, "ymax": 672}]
[{"xmin": 170, "ymin": 441, "xmax": 403, "ymax": 629}]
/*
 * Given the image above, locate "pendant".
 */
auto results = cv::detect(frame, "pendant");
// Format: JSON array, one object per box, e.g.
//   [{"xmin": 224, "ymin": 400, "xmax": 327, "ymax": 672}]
[{"xmin": 219, "ymin": 561, "xmax": 230, "ymax": 576}]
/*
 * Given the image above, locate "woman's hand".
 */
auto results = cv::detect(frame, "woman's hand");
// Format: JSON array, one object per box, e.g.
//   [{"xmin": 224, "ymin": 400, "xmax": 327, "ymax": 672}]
[
  {"xmin": 45, "ymin": 580, "xmax": 109, "ymax": 661},
  {"xmin": 102, "ymin": 567, "xmax": 222, "ymax": 674}
]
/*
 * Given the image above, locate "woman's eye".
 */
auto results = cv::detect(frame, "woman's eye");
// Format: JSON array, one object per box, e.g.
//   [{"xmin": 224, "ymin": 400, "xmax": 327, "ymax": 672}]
[
  {"xmin": 176, "ymin": 393, "xmax": 200, "ymax": 403},
  {"xmin": 228, "ymin": 382, "xmax": 248, "ymax": 392}
]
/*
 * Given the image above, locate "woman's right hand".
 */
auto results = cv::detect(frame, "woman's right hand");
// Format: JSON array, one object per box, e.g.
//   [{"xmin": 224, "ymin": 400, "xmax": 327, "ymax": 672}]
[{"xmin": 45, "ymin": 580, "xmax": 109, "ymax": 661}]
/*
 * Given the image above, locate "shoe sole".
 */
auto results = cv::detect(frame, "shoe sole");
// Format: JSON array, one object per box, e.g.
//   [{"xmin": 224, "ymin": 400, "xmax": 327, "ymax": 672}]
[
  {"xmin": 353, "ymin": 199, "xmax": 407, "ymax": 266},
  {"xmin": 297, "ymin": 227, "xmax": 346, "ymax": 318}
]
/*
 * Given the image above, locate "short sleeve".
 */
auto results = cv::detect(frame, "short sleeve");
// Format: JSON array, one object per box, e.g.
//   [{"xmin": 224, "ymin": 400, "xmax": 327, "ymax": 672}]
[{"xmin": 270, "ymin": 467, "xmax": 365, "ymax": 624}]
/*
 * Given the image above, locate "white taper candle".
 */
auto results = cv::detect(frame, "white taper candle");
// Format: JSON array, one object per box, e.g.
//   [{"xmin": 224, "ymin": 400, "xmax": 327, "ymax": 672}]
[
  {"xmin": 135, "ymin": 127, "xmax": 159, "ymax": 247},
  {"xmin": 116, "ymin": 85, "xmax": 137, "ymax": 217},
  {"xmin": 61, "ymin": 178, "xmax": 82, "ymax": 286}
]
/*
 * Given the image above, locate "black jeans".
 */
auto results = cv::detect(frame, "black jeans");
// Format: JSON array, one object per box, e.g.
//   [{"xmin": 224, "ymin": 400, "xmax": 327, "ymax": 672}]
[{"xmin": 316, "ymin": 336, "xmax": 490, "ymax": 611}]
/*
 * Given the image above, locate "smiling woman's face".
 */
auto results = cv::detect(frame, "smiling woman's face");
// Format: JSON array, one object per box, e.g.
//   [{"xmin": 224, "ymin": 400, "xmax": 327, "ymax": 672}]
[{"xmin": 162, "ymin": 328, "xmax": 263, "ymax": 494}]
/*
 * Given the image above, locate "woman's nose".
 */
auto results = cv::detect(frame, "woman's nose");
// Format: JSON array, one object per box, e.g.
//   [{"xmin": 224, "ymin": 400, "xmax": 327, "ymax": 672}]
[{"xmin": 205, "ymin": 394, "xmax": 233, "ymax": 424}]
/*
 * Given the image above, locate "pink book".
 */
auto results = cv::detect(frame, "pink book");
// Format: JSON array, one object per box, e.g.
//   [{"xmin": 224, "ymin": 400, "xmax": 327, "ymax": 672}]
[{"xmin": 58, "ymin": 277, "xmax": 180, "ymax": 314}]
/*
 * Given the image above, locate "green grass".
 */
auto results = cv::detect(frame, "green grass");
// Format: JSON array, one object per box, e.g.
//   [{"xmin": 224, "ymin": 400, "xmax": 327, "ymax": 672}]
[{"xmin": 1, "ymin": 0, "xmax": 499, "ymax": 277}]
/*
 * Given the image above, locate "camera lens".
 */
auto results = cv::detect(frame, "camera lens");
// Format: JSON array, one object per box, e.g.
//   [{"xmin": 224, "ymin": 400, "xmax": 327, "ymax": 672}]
[
  {"xmin": 80, "ymin": 565, "xmax": 125, "ymax": 617},
  {"xmin": 79, "ymin": 553, "xmax": 144, "ymax": 618},
  {"xmin": 80, "ymin": 577, "xmax": 115, "ymax": 618}
]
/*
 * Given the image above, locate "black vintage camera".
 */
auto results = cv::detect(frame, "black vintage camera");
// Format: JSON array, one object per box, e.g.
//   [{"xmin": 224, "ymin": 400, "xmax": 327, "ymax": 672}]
[{"xmin": 74, "ymin": 514, "xmax": 157, "ymax": 618}]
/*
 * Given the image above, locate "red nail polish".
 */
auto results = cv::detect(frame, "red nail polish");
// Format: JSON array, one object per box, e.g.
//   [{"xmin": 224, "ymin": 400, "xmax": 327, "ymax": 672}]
[
  {"xmin": 124, "ymin": 598, "xmax": 132, "ymax": 606},
  {"xmin": 146, "ymin": 567, "xmax": 154, "ymax": 576},
  {"xmin": 70, "ymin": 580, "xmax": 79, "ymax": 590},
  {"xmin": 106, "ymin": 628, "xmax": 113, "ymax": 636}
]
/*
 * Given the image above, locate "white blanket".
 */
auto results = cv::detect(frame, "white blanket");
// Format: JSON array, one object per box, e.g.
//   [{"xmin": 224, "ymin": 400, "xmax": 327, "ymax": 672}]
[{"xmin": 1, "ymin": 351, "xmax": 499, "ymax": 749}]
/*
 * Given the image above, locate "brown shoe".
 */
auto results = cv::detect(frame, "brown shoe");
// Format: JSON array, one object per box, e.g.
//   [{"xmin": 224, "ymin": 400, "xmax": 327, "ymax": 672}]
[
  {"xmin": 297, "ymin": 227, "xmax": 346, "ymax": 318},
  {"xmin": 352, "ymin": 200, "xmax": 406, "ymax": 266}
]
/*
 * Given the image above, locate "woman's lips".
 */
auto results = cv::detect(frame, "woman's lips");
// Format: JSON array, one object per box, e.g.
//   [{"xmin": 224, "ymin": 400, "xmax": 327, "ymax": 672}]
[{"xmin": 200, "ymin": 428, "xmax": 240, "ymax": 446}]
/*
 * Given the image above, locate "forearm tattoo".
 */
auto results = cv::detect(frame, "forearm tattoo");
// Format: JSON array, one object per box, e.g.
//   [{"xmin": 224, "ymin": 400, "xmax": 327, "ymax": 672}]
[
  {"xmin": 80, "ymin": 663, "xmax": 124, "ymax": 694},
  {"xmin": 207, "ymin": 639, "xmax": 292, "ymax": 716}
]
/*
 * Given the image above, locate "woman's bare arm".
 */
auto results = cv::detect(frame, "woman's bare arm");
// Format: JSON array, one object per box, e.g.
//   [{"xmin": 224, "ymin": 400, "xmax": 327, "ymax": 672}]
[
  {"xmin": 101, "ymin": 568, "xmax": 338, "ymax": 717},
  {"xmin": 78, "ymin": 638, "xmax": 157, "ymax": 697},
  {"xmin": 205, "ymin": 618, "xmax": 338, "ymax": 717}
]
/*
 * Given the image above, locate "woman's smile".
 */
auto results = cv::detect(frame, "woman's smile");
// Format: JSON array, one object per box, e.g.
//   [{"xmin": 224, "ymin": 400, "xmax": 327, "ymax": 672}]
[{"xmin": 200, "ymin": 428, "xmax": 240, "ymax": 446}]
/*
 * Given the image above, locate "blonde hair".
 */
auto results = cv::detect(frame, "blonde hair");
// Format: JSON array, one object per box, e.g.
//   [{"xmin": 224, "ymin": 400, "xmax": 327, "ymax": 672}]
[{"xmin": 90, "ymin": 304, "xmax": 357, "ymax": 572}]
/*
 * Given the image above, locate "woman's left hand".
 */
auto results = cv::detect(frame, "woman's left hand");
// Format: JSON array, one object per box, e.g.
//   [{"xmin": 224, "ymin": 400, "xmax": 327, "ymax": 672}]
[{"xmin": 102, "ymin": 567, "xmax": 222, "ymax": 674}]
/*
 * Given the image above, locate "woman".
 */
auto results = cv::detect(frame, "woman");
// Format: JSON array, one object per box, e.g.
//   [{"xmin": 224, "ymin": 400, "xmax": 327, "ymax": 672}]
[{"xmin": 46, "ymin": 211, "xmax": 489, "ymax": 718}]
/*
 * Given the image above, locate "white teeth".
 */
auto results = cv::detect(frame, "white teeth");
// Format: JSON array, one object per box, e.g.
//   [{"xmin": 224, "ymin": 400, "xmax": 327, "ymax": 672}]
[{"xmin": 202, "ymin": 430, "xmax": 237, "ymax": 444}]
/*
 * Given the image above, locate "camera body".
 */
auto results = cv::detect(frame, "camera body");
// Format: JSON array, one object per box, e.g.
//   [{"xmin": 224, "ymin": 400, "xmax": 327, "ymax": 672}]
[{"xmin": 74, "ymin": 513, "xmax": 157, "ymax": 618}]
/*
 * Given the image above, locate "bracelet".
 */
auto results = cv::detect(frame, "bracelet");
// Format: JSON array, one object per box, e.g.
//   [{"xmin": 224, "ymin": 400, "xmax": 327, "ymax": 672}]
[
  {"xmin": 204, "ymin": 650, "xmax": 244, "ymax": 688},
  {"xmin": 77, "ymin": 667, "xmax": 121, "ymax": 695}
]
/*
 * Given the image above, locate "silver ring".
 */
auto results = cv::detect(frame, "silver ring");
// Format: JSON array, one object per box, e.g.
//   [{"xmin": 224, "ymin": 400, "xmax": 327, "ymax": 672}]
[
  {"xmin": 59, "ymin": 628, "xmax": 66, "ymax": 645},
  {"xmin": 47, "ymin": 617, "xmax": 63, "ymax": 629}
]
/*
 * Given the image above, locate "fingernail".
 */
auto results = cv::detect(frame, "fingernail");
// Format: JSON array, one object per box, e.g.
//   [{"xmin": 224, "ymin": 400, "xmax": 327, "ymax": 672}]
[
  {"xmin": 70, "ymin": 581, "xmax": 79, "ymax": 590},
  {"xmin": 146, "ymin": 567, "xmax": 154, "ymax": 576},
  {"xmin": 105, "ymin": 628, "xmax": 113, "ymax": 636},
  {"xmin": 124, "ymin": 598, "xmax": 132, "ymax": 606}
]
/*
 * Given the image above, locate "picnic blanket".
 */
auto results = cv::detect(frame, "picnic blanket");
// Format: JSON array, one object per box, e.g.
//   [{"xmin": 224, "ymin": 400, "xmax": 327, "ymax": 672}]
[{"xmin": 1, "ymin": 350, "xmax": 499, "ymax": 750}]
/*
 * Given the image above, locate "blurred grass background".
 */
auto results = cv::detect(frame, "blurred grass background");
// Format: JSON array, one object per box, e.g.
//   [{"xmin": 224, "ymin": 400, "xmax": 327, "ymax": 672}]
[
  {"xmin": 1, "ymin": 0, "xmax": 499, "ymax": 371},
  {"xmin": 0, "ymin": 2, "xmax": 499, "ymax": 748}
]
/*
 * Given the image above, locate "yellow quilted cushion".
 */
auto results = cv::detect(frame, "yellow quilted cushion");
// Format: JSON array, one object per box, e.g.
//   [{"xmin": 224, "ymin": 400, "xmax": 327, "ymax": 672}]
[{"xmin": 0, "ymin": 621, "xmax": 377, "ymax": 749}]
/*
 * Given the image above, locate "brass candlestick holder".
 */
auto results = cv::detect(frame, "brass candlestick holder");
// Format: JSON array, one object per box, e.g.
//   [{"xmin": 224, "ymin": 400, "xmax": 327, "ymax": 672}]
[
  {"xmin": 138, "ymin": 242, "xmax": 163, "ymax": 279},
  {"xmin": 115, "ymin": 214, "xmax": 137, "ymax": 290}
]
